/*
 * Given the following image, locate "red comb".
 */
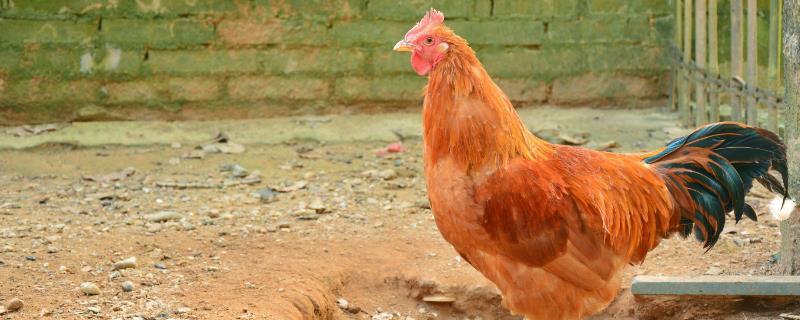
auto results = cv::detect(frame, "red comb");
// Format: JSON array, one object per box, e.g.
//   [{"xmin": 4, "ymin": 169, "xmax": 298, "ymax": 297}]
[{"xmin": 405, "ymin": 9, "xmax": 445, "ymax": 40}]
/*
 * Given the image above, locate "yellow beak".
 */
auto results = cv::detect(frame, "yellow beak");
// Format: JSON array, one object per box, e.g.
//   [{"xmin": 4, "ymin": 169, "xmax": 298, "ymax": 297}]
[{"xmin": 393, "ymin": 40, "xmax": 413, "ymax": 52}]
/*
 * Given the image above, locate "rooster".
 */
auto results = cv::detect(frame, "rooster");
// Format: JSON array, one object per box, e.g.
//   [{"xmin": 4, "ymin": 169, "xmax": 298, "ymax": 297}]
[{"xmin": 394, "ymin": 9, "xmax": 791, "ymax": 319}]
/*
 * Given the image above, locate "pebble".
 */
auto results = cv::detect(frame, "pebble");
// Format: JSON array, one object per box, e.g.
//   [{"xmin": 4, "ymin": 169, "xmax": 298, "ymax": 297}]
[
  {"xmin": 175, "ymin": 307, "xmax": 191, "ymax": 314},
  {"xmin": 87, "ymin": 306, "xmax": 101, "ymax": 313},
  {"xmin": 46, "ymin": 246, "xmax": 59, "ymax": 253},
  {"xmin": 377, "ymin": 169, "xmax": 397, "ymax": 180},
  {"xmin": 112, "ymin": 256, "xmax": 137, "ymax": 270},
  {"xmin": 80, "ymin": 282, "xmax": 101, "ymax": 295},
  {"xmin": 308, "ymin": 198, "xmax": 328, "ymax": 214},
  {"xmin": 121, "ymin": 281, "xmax": 134, "ymax": 292},
  {"xmin": 25, "ymin": 255, "xmax": 36, "ymax": 261},
  {"xmin": 704, "ymin": 266, "xmax": 723, "ymax": 276},
  {"xmin": 154, "ymin": 263, "xmax": 167, "ymax": 270},
  {"xmin": 145, "ymin": 211, "xmax": 183, "ymax": 222},
  {"xmin": 257, "ymin": 188, "xmax": 279, "ymax": 203},
  {"xmin": 5, "ymin": 298, "xmax": 23, "ymax": 312}
]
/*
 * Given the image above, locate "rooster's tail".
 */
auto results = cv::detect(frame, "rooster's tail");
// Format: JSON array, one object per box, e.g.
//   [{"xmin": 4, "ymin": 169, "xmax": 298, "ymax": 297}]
[{"xmin": 644, "ymin": 122, "xmax": 789, "ymax": 248}]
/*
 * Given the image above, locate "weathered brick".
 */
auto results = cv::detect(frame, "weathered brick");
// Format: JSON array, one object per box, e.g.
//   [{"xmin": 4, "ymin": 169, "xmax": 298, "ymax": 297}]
[
  {"xmin": 367, "ymin": 0, "xmax": 472, "ymax": 20},
  {"xmin": 0, "ymin": 78, "xmax": 100, "ymax": 104},
  {"xmin": 1, "ymin": 0, "xmax": 245, "ymax": 18},
  {"xmin": 102, "ymin": 19, "xmax": 214, "ymax": 48},
  {"xmin": 106, "ymin": 80, "xmax": 162, "ymax": 103},
  {"xmin": 373, "ymin": 50, "xmax": 413, "ymax": 73},
  {"xmin": 262, "ymin": 48, "xmax": 366, "ymax": 74},
  {"xmin": 479, "ymin": 48, "xmax": 589, "ymax": 79},
  {"xmin": 589, "ymin": 45, "xmax": 667, "ymax": 72},
  {"xmin": 332, "ymin": 21, "xmax": 408, "ymax": 45},
  {"xmin": 652, "ymin": 15, "xmax": 673, "ymax": 44},
  {"xmin": 18, "ymin": 47, "xmax": 87, "ymax": 78},
  {"xmin": 335, "ymin": 76, "xmax": 425, "ymax": 101},
  {"xmin": 117, "ymin": 0, "xmax": 245, "ymax": 17},
  {"xmin": 227, "ymin": 76, "xmax": 330, "ymax": 100},
  {"xmin": 588, "ymin": 0, "xmax": 671, "ymax": 15},
  {"xmin": 449, "ymin": 21, "xmax": 545, "ymax": 45},
  {"xmin": 0, "ymin": 19, "xmax": 96, "ymax": 46},
  {"xmin": 217, "ymin": 19, "xmax": 329, "ymax": 46},
  {"xmin": 167, "ymin": 78, "xmax": 220, "ymax": 102},
  {"xmin": 551, "ymin": 73, "xmax": 663, "ymax": 104},
  {"xmin": 254, "ymin": 0, "xmax": 363, "ymax": 20},
  {"xmin": 495, "ymin": 78, "xmax": 547, "ymax": 102},
  {"xmin": 493, "ymin": 0, "xmax": 580, "ymax": 18},
  {"xmin": 547, "ymin": 16, "xmax": 650, "ymax": 44},
  {"xmin": 148, "ymin": 50, "xmax": 261, "ymax": 75}
]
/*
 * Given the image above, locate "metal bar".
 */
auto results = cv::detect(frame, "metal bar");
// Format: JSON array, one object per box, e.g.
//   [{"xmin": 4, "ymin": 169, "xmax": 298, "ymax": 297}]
[
  {"xmin": 681, "ymin": 0, "xmax": 693, "ymax": 126},
  {"xmin": 632, "ymin": 276, "xmax": 800, "ymax": 296},
  {"xmin": 768, "ymin": 0, "xmax": 780, "ymax": 131},
  {"xmin": 730, "ymin": 0, "xmax": 744, "ymax": 122},
  {"xmin": 695, "ymin": 0, "xmax": 707, "ymax": 126},
  {"xmin": 746, "ymin": 0, "xmax": 758, "ymax": 126},
  {"xmin": 673, "ymin": 0, "xmax": 683, "ymax": 112},
  {"xmin": 708, "ymin": 0, "xmax": 719, "ymax": 122}
]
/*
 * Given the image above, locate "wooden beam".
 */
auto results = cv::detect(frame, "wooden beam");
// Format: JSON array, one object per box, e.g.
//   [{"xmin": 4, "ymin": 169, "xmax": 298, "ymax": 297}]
[
  {"xmin": 730, "ymin": 0, "xmax": 744, "ymax": 122},
  {"xmin": 768, "ymin": 0, "xmax": 781, "ymax": 131},
  {"xmin": 674, "ymin": 0, "xmax": 683, "ymax": 112},
  {"xmin": 695, "ymin": 0, "xmax": 707, "ymax": 126},
  {"xmin": 632, "ymin": 276, "xmax": 800, "ymax": 296},
  {"xmin": 746, "ymin": 0, "xmax": 758, "ymax": 126},
  {"xmin": 681, "ymin": 0, "xmax": 693, "ymax": 127},
  {"xmin": 708, "ymin": 0, "xmax": 719, "ymax": 122}
]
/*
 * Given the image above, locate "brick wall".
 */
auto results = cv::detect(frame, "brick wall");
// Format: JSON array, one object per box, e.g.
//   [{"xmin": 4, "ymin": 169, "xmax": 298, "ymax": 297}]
[{"xmin": 0, "ymin": 0, "xmax": 672, "ymax": 124}]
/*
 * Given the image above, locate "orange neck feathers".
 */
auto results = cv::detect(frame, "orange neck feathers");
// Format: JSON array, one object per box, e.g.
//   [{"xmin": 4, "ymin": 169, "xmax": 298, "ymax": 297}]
[{"xmin": 422, "ymin": 29, "xmax": 552, "ymax": 169}]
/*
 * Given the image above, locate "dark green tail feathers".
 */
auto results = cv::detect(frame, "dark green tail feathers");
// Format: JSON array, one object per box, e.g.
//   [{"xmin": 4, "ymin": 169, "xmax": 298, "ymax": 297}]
[{"xmin": 644, "ymin": 122, "xmax": 789, "ymax": 248}]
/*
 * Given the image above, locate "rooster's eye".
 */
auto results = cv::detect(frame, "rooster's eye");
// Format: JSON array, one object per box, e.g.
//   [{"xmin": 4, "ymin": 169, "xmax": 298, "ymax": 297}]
[{"xmin": 424, "ymin": 37, "xmax": 434, "ymax": 45}]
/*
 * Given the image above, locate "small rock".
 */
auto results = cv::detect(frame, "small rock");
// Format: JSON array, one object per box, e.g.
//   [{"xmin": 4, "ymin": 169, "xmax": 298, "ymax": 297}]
[
  {"xmin": 87, "ymin": 306, "xmax": 101, "ymax": 313},
  {"xmin": 145, "ymin": 211, "xmax": 183, "ymax": 222},
  {"xmin": 704, "ymin": 266, "xmax": 723, "ymax": 276},
  {"xmin": 373, "ymin": 312, "xmax": 394, "ymax": 320},
  {"xmin": 121, "ymin": 281, "xmax": 134, "ymax": 292},
  {"xmin": 25, "ymin": 255, "xmax": 36, "ymax": 261},
  {"xmin": 6, "ymin": 298, "xmax": 23, "ymax": 312},
  {"xmin": 277, "ymin": 221, "xmax": 291, "ymax": 229},
  {"xmin": 257, "ymin": 188, "xmax": 279, "ymax": 203},
  {"xmin": 112, "ymin": 256, "xmax": 137, "ymax": 270},
  {"xmin": 336, "ymin": 298, "xmax": 349, "ymax": 310},
  {"xmin": 154, "ymin": 263, "xmax": 167, "ymax": 270},
  {"xmin": 415, "ymin": 199, "xmax": 431, "ymax": 209},
  {"xmin": 80, "ymin": 282, "xmax": 101, "ymax": 295},
  {"xmin": 308, "ymin": 198, "xmax": 328, "ymax": 214},
  {"xmin": 231, "ymin": 165, "xmax": 248, "ymax": 178},
  {"xmin": 175, "ymin": 307, "xmax": 191, "ymax": 314},
  {"xmin": 377, "ymin": 169, "xmax": 397, "ymax": 180},
  {"xmin": 46, "ymin": 246, "xmax": 59, "ymax": 253},
  {"xmin": 423, "ymin": 295, "xmax": 455, "ymax": 303}
]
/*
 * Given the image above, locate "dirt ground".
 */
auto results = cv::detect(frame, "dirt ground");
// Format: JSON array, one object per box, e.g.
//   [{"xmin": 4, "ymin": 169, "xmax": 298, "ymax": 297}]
[{"xmin": 0, "ymin": 109, "xmax": 798, "ymax": 319}]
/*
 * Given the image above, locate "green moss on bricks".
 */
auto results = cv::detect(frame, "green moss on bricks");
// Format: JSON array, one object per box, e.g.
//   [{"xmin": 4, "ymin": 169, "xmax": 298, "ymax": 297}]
[
  {"xmin": 0, "ymin": 19, "xmax": 96, "ymax": 47},
  {"xmin": 147, "ymin": 50, "xmax": 261, "ymax": 75},
  {"xmin": 448, "ymin": 21, "xmax": 545, "ymax": 45},
  {"xmin": 493, "ymin": 0, "xmax": 580, "ymax": 18},
  {"xmin": 1, "ymin": 0, "xmax": 244, "ymax": 18},
  {"xmin": 217, "ymin": 19, "xmax": 329, "ymax": 46},
  {"xmin": 479, "ymin": 48, "xmax": 589, "ymax": 80},
  {"xmin": 366, "ymin": 0, "xmax": 472, "ymax": 20},
  {"xmin": 335, "ymin": 76, "xmax": 425, "ymax": 102},
  {"xmin": 547, "ymin": 16, "xmax": 651, "ymax": 44},
  {"xmin": 589, "ymin": 45, "xmax": 667, "ymax": 73},
  {"xmin": 261, "ymin": 48, "xmax": 366, "ymax": 75},
  {"xmin": 332, "ymin": 21, "xmax": 408, "ymax": 46},
  {"xmin": 227, "ymin": 76, "xmax": 330, "ymax": 101},
  {"xmin": 588, "ymin": 0, "xmax": 671, "ymax": 15},
  {"xmin": 253, "ymin": 0, "xmax": 364, "ymax": 20},
  {"xmin": 101, "ymin": 19, "xmax": 214, "ymax": 49}
]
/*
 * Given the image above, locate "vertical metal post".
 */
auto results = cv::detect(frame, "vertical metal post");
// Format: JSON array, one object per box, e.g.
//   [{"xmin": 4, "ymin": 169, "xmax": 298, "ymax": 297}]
[
  {"xmin": 730, "ymin": 0, "xmax": 743, "ymax": 122},
  {"xmin": 695, "ymin": 0, "xmax": 707, "ymax": 126},
  {"xmin": 708, "ymin": 0, "xmax": 719, "ymax": 122},
  {"xmin": 680, "ymin": 0, "xmax": 693, "ymax": 127},
  {"xmin": 746, "ymin": 0, "xmax": 758, "ymax": 126},
  {"xmin": 768, "ymin": 0, "xmax": 781, "ymax": 131}
]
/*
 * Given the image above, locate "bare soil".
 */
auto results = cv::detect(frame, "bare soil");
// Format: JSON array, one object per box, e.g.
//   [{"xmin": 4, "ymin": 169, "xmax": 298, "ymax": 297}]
[{"xmin": 0, "ymin": 122, "xmax": 797, "ymax": 319}]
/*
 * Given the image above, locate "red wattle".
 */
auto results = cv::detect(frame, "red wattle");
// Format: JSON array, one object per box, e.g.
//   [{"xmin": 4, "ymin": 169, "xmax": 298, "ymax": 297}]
[{"xmin": 411, "ymin": 53, "xmax": 432, "ymax": 76}]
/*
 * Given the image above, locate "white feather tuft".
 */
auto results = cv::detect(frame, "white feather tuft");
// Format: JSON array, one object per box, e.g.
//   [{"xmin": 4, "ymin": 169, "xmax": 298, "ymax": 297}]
[{"xmin": 769, "ymin": 196, "xmax": 796, "ymax": 221}]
